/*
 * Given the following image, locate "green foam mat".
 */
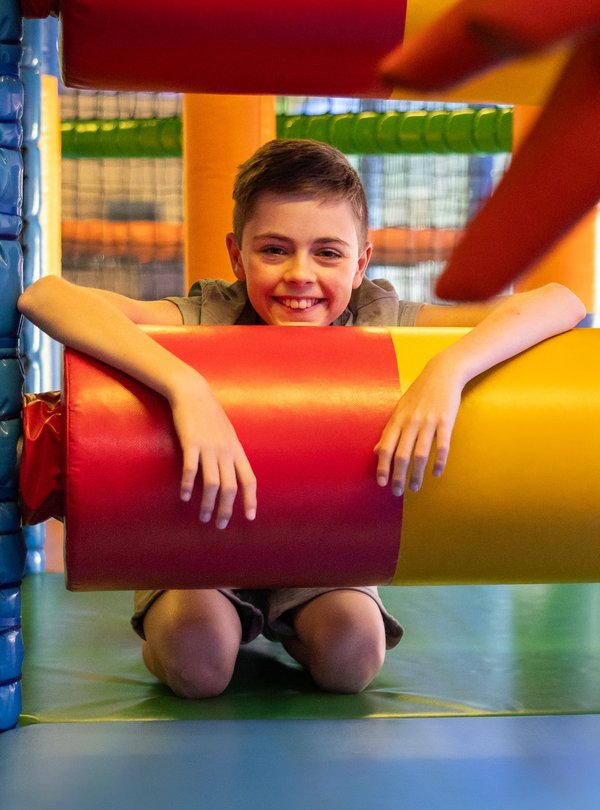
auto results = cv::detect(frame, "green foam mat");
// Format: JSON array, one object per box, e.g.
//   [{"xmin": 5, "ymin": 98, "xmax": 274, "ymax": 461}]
[{"xmin": 19, "ymin": 574, "xmax": 600, "ymax": 724}]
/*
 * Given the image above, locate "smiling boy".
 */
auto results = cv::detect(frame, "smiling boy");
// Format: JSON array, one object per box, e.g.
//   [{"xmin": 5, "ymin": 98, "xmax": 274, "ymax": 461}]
[
  {"xmin": 226, "ymin": 191, "xmax": 368, "ymax": 326},
  {"xmin": 18, "ymin": 139, "xmax": 585, "ymax": 698}
]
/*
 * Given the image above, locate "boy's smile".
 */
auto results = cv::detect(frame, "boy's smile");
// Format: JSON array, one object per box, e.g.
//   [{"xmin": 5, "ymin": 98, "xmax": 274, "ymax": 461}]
[{"xmin": 226, "ymin": 193, "xmax": 371, "ymax": 326}]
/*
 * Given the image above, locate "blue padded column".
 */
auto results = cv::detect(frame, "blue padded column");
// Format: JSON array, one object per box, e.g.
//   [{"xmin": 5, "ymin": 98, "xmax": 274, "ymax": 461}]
[
  {"xmin": 20, "ymin": 18, "xmax": 50, "ymax": 573},
  {"xmin": 0, "ymin": 0, "xmax": 26, "ymax": 732}
]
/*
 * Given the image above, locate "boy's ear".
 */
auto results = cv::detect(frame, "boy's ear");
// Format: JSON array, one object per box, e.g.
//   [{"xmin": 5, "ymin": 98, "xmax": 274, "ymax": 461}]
[
  {"xmin": 353, "ymin": 241, "xmax": 372, "ymax": 288},
  {"xmin": 225, "ymin": 233, "xmax": 246, "ymax": 281}
]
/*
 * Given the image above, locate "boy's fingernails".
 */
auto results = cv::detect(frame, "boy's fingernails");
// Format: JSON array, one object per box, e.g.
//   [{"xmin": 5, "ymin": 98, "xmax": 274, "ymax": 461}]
[
  {"xmin": 377, "ymin": 476, "xmax": 387, "ymax": 487},
  {"xmin": 181, "ymin": 490, "xmax": 191, "ymax": 502},
  {"xmin": 199, "ymin": 512, "xmax": 211, "ymax": 523},
  {"xmin": 409, "ymin": 479, "xmax": 420, "ymax": 492},
  {"xmin": 392, "ymin": 484, "xmax": 404, "ymax": 496},
  {"xmin": 216, "ymin": 518, "xmax": 228, "ymax": 530},
  {"xmin": 247, "ymin": 509, "xmax": 256, "ymax": 521}
]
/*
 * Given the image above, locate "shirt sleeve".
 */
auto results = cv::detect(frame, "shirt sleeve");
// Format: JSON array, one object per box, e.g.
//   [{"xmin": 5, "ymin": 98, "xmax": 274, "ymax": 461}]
[
  {"xmin": 397, "ymin": 300, "xmax": 424, "ymax": 326},
  {"xmin": 162, "ymin": 279, "xmax": 249, "ymax": 325},
  {"xmin": 163, "ymin": 294, "xmax": 201, "ymax": 325}
]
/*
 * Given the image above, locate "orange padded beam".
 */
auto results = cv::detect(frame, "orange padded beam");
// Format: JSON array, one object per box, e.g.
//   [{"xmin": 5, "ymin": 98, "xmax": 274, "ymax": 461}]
[{"xmin": 183, "ymin": 95, "xmax": 275, "ymax": 286}]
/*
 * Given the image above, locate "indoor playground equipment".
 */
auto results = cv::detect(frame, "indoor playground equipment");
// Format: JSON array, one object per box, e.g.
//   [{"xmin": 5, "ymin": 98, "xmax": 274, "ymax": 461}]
[
  {"xmin": 60, "ymin": 106, "xmax": 513, "ymax": 158},
  {"xmin": 2, "ymin": 1, "xmax": 600, "ymax": 808},
  {"xmin": 0, "ymin": 4, "xmax": 51, "ymax": 738},
  {"xmin": 379, "ymin": 0, "xmax": 600, "ymax": 299},
  {"xmin": 19, "ymin": 325, "xmax": 600, "ymax": 590},
  {"xmin": 59, "ymin": 101, "xmax": 511, "ymax": 288},
  {"xmin": 59, "ymin": 88, "xmax": 186, "ymax": 300}
]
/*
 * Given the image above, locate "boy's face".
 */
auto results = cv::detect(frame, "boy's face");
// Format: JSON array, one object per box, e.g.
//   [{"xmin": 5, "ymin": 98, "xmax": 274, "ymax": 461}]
[{"xmin": 226, "ymin": 193, "xmax": 371, "ymax": 326}]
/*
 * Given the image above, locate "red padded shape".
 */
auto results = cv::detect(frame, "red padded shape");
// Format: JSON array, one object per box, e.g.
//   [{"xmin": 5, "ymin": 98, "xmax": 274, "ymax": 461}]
[
  {"xmin": 19, "ymin": 1, "xmax": 59, "ymax": 18},
  {"xmin": 58, "ymin": 0, "xmax": 407, "ymax": 96},
  {"xmin": 63, "ymin": 326, "xmax": 403, "ymax": 591},
  {"xmin": 435, "ymin": 31, "xmax": 600, "ymax": 299},
  {"xmin": 378, "ymin": 0, "xmax": 600, "ymax": 300},
  {"xmin": 20, "ymin": 391, "xmax": 64, "ymax": 525}
]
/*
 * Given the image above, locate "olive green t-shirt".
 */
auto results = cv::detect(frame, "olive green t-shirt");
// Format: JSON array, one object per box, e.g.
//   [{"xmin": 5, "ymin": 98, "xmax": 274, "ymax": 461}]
[{"xmin": 166, "ymin": 277, "xmax": 423, "ymax": 327}]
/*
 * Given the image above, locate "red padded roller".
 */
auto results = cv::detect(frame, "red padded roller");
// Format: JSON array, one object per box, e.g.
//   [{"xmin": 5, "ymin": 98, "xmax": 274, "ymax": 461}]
[
  {"xmin": 51, "ymin": 0, "xmax": 406, "ymax": 96},
  {"xmin": 62, "ymin": 326, "xmax": 403, "ymax": 591}
]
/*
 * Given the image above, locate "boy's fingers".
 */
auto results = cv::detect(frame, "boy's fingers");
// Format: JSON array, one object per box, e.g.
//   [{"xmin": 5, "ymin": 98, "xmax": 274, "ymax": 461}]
[
  {"xmin": 391, "ymin": 446, "xmax": 412, "ymax": 496},
  {"xmin": 374, "ymin": 446, "xmax": 392, "ymax": 486},
  {"xmin": 198, "ymin": 453, "xmax": 220, "ymax": 524},
  {"xmin": 433, "ymin": 425, "xmax": 452, "ymax": 477},
  {"xmin": 214, "ymin": 460, "xmax": 238, "ymax": 530},
  {"xmin": 432, "ymin": 448, "xmax": 449, "ymax": 478},
  {"xmin": 374, "ymin": 435, "xmax": 397, "ymax": 486},
  {"xmin": 236, "ymin": 455, "xmax": 257, "ymax": 521},
  {"xmin": 390, "ymin": 423, "xmax": 419, "ymax": 496},
  {"xmin": 180, "ymin": 449, "xmax": 200, "ymax": 502},
  {"xmin": 374, "ymin": 413, "xmax": 406, "ymax": 485},
  {"xmin": 407, "ymin": 424, "xmax": 436, "ymax": 492}
]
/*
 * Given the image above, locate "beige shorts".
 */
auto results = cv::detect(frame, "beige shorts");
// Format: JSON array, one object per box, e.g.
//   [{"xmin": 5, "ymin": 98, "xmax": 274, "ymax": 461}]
[{"xmin": 132, "ymin": 587, "xmax": 403, "ymax": 650}]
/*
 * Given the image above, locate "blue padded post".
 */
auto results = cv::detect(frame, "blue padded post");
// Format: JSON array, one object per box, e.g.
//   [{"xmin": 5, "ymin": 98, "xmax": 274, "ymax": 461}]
[
  {"xmin": 21, "ymin": 19, "xmax": 48, "ymax": 574},
  {"xmin": 0, "ymin": 0, "xmax": 25, "ymax": 732}
]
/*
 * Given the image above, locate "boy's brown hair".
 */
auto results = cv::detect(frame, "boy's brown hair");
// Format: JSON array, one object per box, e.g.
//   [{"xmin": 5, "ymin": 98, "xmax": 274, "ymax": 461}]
[{"xmin": 232, "ymin": 139, "xmax": 369, "ymax": 246}]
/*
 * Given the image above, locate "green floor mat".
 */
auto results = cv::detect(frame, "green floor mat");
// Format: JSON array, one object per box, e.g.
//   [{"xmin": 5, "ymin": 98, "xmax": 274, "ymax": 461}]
[{"xmin": 20, "ymin": 574, "xmax": 600, "ymax": 724}]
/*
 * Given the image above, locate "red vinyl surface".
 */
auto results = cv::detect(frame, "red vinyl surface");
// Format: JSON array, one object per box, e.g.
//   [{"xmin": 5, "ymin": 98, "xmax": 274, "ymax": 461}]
[
  {"xmin": 20, "ymin": 392, "xmax": 64, "ymax": 525},
  {"xmin": 63, "ymin": 326, "xmax": 403, "ymax": 590},
  {"xmin": 435, "ymin": 30, "xmax": 600, "ymax": 299},
  {"xmin": 57, "ymin": 0, "xmax": 407, "ymax": 96}
]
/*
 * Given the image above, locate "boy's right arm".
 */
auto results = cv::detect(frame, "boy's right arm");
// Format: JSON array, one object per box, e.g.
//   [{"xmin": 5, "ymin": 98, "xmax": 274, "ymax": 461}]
[{"xmin": 18, "ymin": 276, "xmax": 257, "ymax": 529}]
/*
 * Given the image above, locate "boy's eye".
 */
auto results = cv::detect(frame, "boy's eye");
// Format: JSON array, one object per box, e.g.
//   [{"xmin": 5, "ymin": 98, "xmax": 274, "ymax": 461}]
[
  {"xmin": 261, "ymin": 246, "xmax": 287, "ymax": 256},
  {"xmin": 317, "ymin": 249, "xmax": 342, "ymax": 259}
]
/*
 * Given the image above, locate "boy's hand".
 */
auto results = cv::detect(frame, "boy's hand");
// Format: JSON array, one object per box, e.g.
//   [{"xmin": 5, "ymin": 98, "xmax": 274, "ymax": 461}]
[
  {"xmin": 374, "ymin": 357, "xmax": 463, "ymax": 495},
  {"xmin": 169, "ymin": 378, "xmax": 257, "ymax": 529}
]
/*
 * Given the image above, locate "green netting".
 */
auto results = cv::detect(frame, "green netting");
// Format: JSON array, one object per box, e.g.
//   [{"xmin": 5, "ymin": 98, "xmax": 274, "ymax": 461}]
[{"xmin": 60, "ymin": 90, "xmax": 185, "ymax": 299}]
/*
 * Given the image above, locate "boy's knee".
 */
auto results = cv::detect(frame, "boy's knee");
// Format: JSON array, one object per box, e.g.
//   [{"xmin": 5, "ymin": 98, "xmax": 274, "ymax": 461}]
[
  {"xmin": 143, "ymin": 613, "xmax": 240, "ymax": 699},
  {"xmin": 164, "ymin": 653, "xmax": 236, "ymax": 699},
  {"xmin": 305, "ymin": 617, "xmax": 386, "ymax": 694}
]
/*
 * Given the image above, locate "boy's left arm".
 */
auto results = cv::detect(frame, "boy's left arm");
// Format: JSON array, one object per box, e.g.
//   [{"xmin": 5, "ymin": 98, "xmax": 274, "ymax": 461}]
[{"xmin": 374, "ymin": 283, "xmax": 586, "ymax": 496}]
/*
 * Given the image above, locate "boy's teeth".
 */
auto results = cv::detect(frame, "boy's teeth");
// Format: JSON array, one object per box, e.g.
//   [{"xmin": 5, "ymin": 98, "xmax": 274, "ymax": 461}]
[{"xmin": 281, "ymin": 298, "xmax": 318, "ymax": 310}]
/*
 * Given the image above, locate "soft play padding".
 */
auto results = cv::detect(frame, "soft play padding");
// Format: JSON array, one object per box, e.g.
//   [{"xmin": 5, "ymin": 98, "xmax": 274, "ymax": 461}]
[
  {"xmin": 54, "ymin": 0, "xmax": 406, "ymax": 97},
  {"xmin": 380, "ymin": 0, "xmax": 597, "ymax": 93},
  {"xmin": 19, "ymin": 574, "xmax": 600, "ymax": 723},
  {"xmin": 436, "ymin": 30, "xmax": 600, "ymax": 300},
  {"xmin": 5, "ymin": 718, "xmax": 600, "ymax": 810},
  {"xmin": 19, "ymin": 326, "xmax": 600, "ymax": 590},
  {"xmin": 19, "ymin": 391, "xmax": 63, "ymax": 524},
  {"xmin": 64, "ymin": 326, "xmax": 403, "ymax": 590},
  {"xmin": 21, "ymin": 0, "xmax": 567, "ymax": 104}
]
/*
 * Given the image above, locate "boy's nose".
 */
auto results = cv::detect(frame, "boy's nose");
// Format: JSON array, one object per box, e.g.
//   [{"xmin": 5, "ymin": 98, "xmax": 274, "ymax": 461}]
[{"xmin": 283, "ymin": 256, "xmax": 316, "ymax": 283}]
